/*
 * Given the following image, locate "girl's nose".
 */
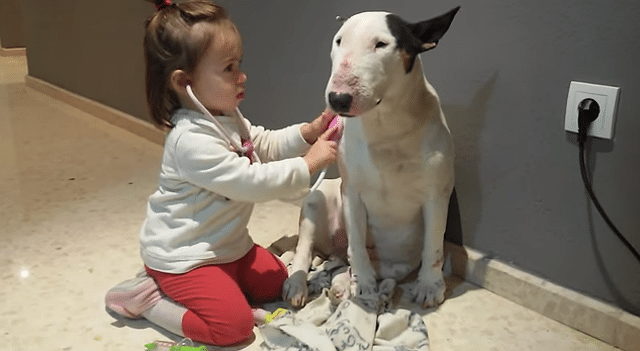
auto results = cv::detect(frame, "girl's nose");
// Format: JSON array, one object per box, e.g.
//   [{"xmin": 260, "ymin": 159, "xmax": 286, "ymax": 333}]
[{"xmin": 237, "ymin": 71, "xmax": 247, "ymax": 84}]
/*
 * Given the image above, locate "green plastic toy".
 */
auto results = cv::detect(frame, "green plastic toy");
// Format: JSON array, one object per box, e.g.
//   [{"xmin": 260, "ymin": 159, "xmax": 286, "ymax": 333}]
[
  {"xmin": 144, "ymin": 338, "xmax": 208, "ymax": 351},
  {"xmin": 264, "ymin": 308, "xmax": 289, "ymax": 324},
  {"xmin": 169, "ymin": 346, "xmax": 208, "ymax": 351}
]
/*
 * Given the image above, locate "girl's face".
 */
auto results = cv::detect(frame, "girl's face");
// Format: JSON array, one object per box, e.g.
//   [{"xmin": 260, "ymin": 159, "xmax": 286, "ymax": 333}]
[{"xmin": 189, "ymin": 24, "xmax": 246, "ymax": 116}]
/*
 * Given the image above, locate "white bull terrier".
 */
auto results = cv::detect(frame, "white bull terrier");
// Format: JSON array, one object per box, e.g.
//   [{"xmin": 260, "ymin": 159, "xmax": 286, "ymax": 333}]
[{"xmin": 283, "ymin": 7, "xmax": 460, "ymax": 311}]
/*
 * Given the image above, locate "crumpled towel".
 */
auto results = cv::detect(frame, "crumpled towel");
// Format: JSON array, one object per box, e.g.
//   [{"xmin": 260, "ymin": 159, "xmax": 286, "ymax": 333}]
[{"xmin": 259, "ymin": 288, "xmax": 429, "ymax": 351}]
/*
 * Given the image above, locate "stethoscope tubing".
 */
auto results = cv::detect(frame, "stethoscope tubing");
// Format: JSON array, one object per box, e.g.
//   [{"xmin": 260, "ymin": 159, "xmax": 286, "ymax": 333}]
[{"xmin": 185, "ymin": 84, "xmax": 327, "ymax": 195}]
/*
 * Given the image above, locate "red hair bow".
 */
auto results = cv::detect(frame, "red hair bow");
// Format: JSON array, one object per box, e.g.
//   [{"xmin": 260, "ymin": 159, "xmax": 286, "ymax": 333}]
[{"xmin": 156, "ymin": 0, "xmax": 172, "ymax": 10}]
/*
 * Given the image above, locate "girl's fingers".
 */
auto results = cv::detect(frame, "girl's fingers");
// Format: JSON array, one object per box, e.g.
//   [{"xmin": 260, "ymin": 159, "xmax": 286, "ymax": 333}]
[{"xmin": 318, "ymin": 123, "xmax": 340, "ymax": 141}]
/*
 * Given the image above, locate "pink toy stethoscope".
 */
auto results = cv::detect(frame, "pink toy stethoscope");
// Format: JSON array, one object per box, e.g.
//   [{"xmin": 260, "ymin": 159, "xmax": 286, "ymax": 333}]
[{"xmin": 186, "ymin": 84, "xmax": 340, "ymax": 193}]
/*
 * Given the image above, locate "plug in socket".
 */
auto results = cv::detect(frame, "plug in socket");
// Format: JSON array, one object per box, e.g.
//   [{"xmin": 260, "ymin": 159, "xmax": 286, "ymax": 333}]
[{"xmin": 564, "ymin": 81, "xmax": 620, "ymax": 140}]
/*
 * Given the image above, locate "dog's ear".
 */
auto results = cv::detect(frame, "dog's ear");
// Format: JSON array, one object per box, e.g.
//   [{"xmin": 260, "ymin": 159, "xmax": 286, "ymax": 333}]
[
  {"xmin": 411, "ymin": 6, "xmax": 460, "ymax": 53},
  {"xmin": 387, "ymin": 7, "xmax": 460, "ymax": 73}
]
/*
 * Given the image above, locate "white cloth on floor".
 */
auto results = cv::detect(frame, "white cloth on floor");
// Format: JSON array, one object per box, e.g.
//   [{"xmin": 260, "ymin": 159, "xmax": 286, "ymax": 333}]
[{"xmin": 259, "ymin": 264, "xmax": 430, "ymax": 351}]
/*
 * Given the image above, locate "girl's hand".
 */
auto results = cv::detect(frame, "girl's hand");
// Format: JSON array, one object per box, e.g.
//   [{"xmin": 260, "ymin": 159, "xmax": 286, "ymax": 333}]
[
  {"xmin": 303, "ymin": 123, "xmax": 340, "ymax": 175},
  {"xmin": 301, "ymin": 109, "xmax": 337, "ymax": 144}
]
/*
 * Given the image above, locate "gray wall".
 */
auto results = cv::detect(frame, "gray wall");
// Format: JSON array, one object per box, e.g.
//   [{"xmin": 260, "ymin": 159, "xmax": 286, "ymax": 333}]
[
  {"xmin": 0, "ymin": 0, "xmax": 26, "ymax": 48},
  {"xmin": 21, "ymin": 0, "xmax": 640, "ymax": 316},
  {"xmin": 21, "ymin": 0, "xmax": 151, "ymax": 121}
]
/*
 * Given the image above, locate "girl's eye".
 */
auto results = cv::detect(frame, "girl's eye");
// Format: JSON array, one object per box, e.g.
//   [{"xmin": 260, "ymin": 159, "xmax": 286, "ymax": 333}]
[
  {"xmin": 225, "ymin": 60, "xmax": 242, "ymax": 72},
  {"xmin": 375, "ymin": 41, "xmax": 388, "ymax": 49},
  {"xmin": 335, "ymin": 38, "xmax": 342, "ymax": 46}
]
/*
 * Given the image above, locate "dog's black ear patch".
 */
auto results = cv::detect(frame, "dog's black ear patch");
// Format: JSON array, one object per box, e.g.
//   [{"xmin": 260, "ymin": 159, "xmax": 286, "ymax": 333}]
[
  {"xmin": 410, "ymin": 7, "xmax": 460, "ymax": 51},
  {"xmin": 387, "ymin": 14, "xmax": 422, "ymax": 73},
  {"xmin": 387, "ymin": 6, "xmax": 460, "ymax": 73}
]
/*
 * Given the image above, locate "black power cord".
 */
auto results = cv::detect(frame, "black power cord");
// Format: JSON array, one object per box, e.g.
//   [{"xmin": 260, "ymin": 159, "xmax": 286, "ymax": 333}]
[{"xmin": 577, "ymin": 98, "xmax": 640, "ymax": 263}]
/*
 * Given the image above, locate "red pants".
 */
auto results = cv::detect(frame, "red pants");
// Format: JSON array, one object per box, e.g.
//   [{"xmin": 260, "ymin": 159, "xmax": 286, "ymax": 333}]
[{"xmin": 145, "ymin": 244, "xmax": 288, "ymax": 346}]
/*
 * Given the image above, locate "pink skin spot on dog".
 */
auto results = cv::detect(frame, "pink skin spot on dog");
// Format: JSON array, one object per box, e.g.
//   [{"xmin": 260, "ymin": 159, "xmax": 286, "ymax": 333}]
[
  {"xmin": 332, "ymin": 55, "xmax": 360, "ymax": 94},
  {"xmin": 332, "ymin": 72, "xmax": 359, "ymax": 94},
  {"xmin": 340, "ymin": 56, "xmax": 351, "ymax": 69}
]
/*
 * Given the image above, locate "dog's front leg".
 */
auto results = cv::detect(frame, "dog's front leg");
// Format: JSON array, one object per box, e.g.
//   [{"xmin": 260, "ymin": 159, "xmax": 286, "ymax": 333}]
[
  {"xmin": 411, "ymin": 191, "xmax": 450, "ymax": 308},
  {"xmin": 282, "ymin": 214, "xmax": 314, "ymax": 308},
  {"xmin": 343, "ymin": 190, "xmax": 378, "ymax": 311},
  {"xmin": 283, "ymin": 193, "xmax": 328, "ymax": 308}
]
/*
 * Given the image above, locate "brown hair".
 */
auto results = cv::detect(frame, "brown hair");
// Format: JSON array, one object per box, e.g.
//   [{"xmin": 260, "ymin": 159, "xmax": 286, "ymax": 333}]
[{"xmin": 144, "ymin": 0, "xmax": 238, "ymax": 129}]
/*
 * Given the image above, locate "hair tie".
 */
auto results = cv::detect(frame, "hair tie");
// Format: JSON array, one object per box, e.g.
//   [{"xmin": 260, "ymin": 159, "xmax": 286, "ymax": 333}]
[{"xmin": 155, "ymin": 0, "xmax": 173, "ymax": 11}]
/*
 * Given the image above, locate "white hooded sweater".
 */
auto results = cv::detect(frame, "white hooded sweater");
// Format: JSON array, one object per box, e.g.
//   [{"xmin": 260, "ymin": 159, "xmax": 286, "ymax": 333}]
[{"xmin": 140, "ymin": 108, "xmax": 311, "ymax": 273}]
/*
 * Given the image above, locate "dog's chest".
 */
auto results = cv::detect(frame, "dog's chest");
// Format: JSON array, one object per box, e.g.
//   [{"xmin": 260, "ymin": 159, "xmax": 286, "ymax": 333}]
[{"xmin": 340, "ymin": 118, "xmax": 433, "ymax": 216}]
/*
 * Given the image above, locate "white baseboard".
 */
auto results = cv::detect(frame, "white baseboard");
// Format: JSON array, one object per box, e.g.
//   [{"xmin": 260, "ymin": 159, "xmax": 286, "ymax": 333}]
[
  {"xmin": 445, "ymin": 242, "xmax": 640, "ymax": 350},
  {"xmin": 25, "ymin": 75, "xmax": 166, "ymax": 146},
  {"xmin": 0, "ymin": 47, "xmax": 26, "ymax": 56}
]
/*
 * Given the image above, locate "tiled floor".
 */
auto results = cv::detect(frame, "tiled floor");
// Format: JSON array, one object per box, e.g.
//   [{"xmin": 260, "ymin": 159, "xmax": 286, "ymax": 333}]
[{"xmin": 1, "ymin": 55, "xmax": 620, "ymax": 350}]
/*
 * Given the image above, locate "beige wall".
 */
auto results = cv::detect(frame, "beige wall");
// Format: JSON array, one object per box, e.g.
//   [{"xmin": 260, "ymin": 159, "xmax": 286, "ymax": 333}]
[
  {"xmin": 0, "ymin": 0, "xmax": 26, "ymax": 48},
  {"xmin": 21, "ymin": 0, "xmax": 153, "ymax": 122}
]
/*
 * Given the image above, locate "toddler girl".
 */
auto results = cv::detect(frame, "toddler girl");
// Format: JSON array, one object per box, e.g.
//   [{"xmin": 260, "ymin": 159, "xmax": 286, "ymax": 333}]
[{"xmin": 105, "ymin": 0, "xmax": 339, "ymax": 346}]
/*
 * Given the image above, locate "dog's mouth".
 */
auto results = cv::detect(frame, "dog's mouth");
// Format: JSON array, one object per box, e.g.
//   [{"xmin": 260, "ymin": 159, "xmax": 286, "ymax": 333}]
[
  {"xmin": 337, "ymin": 99, "xmax": 382, "ymax": 118},
  {"xmin": 328, "ymin": 98, "xmax": 382, "ymax": 117}
]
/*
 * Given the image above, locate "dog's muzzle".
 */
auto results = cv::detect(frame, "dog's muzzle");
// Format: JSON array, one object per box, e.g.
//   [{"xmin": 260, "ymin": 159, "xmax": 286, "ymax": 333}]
[{"xmin": 328, "ymin": 92, "xmax": 353, "ymax": 115}]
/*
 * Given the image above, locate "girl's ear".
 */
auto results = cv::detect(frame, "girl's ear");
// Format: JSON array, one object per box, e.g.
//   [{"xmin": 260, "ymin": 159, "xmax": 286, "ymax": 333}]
[{"xmin": 169, "ymin": 69, "xmax": 190, "ymax": 96}]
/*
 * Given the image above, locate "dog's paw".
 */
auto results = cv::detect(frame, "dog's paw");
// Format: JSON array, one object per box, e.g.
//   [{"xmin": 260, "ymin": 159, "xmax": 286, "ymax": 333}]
[
  {"xmin": 378, "ymin": 278, "xmax": 396, "ymax": 311},
  {"xmin": 354, "ymin": 275, "xmax": 379, "ymax": 311},
  {"xmin": 282, "ymin": 270, "xmax": 309, "ymax": 308},
  {"xmin": 409, "ymin": 275, "xmax": 446, "ymax": 309}
]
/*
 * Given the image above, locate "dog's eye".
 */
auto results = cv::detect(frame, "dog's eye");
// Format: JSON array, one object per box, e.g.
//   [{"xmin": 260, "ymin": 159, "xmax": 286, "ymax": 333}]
[
  {"xmin": 336, "ymin": 38, "xmax": 342, "ymax": 46},
  {"xmin": 375, "ymin": 41, "xmax": 388, "ymax": 49}
]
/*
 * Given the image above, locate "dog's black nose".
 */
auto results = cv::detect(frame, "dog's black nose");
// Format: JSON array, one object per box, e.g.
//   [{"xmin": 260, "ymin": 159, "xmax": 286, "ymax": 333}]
[{"xmin": 328, "ymin": 92, "xmax": 353, "ymax": 114}]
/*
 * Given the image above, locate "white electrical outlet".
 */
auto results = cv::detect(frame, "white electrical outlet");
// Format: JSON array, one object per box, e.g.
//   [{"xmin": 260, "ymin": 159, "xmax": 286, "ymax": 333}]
[{"xmin": 564, "ymin": 81, "xmax": 620, "ymax": 140}]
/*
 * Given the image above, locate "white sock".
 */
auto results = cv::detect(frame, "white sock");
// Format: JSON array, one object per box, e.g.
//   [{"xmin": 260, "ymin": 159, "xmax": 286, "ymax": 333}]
[{"xmin": 141, "ymin": 297, "xmax": 187, "ymax": 337}]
